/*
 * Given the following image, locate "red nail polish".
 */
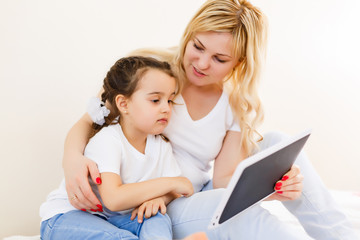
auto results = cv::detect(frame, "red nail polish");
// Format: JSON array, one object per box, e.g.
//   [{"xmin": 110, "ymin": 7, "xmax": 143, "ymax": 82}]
[
  {"xmin": 282, "ymin": 176, "xmax": 289, "ymax": 181},
  {"xmin": 96, "ymin": 177, "xmax": 102, "ymax": 184},
  {"xmin": 275, "ymin": 182, "xmax": 282, "ymax": 187},
  {"xmin": 91, "ymin": 209, "xmax": 96, "ymax": 212},
  {"xmin": 277, "ymin": 191, "xmax": 283, "ymax": 194},
  {"xmin": 275, "ymin": 186, "xmax": 282, "ymax": 190},
  {"xmin": 81, "ymin": 209, "xmax": 86, "ymax": 211},
  {"xmin": 96, "ymin": 204, "xmax": 103, "ymax": 209}
]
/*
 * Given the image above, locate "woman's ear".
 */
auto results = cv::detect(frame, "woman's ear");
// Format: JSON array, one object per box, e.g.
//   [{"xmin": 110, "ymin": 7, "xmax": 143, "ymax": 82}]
[{"xmin": 115, "ymin": 94, "xmax": 128, "ymax": 114}]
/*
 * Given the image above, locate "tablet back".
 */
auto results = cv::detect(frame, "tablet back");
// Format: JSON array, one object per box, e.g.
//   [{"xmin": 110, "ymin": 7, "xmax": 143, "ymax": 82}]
[{"xmin": 209, "ymin": 130, "xmax": 311, "ymax": 228}]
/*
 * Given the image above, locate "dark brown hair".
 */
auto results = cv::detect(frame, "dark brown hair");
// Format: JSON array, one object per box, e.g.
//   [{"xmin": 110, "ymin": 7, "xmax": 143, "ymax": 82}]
[{"xmin": 92, "ymin": 56, "xmax": 176, "ymax": 136}]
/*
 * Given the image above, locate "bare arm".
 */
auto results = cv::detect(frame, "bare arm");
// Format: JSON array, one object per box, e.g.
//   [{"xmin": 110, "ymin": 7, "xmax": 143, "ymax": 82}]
[
  {"xmin": 213, "ymin": 131, "xmax": 246, "ymax": 189},
  {"xmin": 99, "ymin": 172, "xmax": 193, "ymax": 212},
  {"xmin": 62, "ymin": 113, "xmax": 103, "ymax": 210}
]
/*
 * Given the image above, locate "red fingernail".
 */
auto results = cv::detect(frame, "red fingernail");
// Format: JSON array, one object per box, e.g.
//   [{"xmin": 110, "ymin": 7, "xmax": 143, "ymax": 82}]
[
  {"xmin": 81, "ymin": 209, "xmax": 86, "ymax": 211},
  {"xmin": 277, "ymin": 191, "xmax": 283, "ymax": 194},
  {"xmin": 91, "ymin": 209, "xmax": 96, "ymax": 212},
  {"xmin": 275, "ymin": 182, "xmax": 282, "ymax": 187},
  {"xmin": 275, "ymin": 186, "xmax": 282, "ymax": 190},
  {"xmin": 96, "ymin": 177, "xmax": 102, "ymax": 184},
  {"xmin": 282, "ymin": 176, "xmax": 289, "ymax": 181},
  {"xmin": 96, "ymin": 204, "xmax": 103, "ymax": 209}
]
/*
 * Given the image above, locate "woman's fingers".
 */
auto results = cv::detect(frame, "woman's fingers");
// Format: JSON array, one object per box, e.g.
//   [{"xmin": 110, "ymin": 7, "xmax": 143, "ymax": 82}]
[
  {"xmin": 282, "ymin": 164, "xmax": 300, "ymax": 181},
  {"xmin": 65, "ymin": 158, "xmax": 102, "ymax": 211},
  {"xmin": 88, "ymin": 160, "xmax": 101, "ymax": 185},
  {"xmin": 273, "ymin": 165, "xmax": 303, "ymax": 200}
]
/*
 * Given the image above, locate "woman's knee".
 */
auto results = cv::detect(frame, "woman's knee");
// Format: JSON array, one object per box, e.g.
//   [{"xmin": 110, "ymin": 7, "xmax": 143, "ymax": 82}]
[{"xmin": 258, "ymin": 131, "xmax": 290, "ymax": 150}]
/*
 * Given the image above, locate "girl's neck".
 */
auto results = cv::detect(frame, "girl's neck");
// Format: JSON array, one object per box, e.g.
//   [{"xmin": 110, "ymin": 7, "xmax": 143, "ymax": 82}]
[{"xmin": 119, "ymin": 119, "xmax": 147, "ymax": 154}]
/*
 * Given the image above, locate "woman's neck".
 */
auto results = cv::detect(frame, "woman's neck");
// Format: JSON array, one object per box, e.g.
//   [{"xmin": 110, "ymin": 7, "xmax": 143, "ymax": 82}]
[
  {"xmin": 181, "ymin": 82, "xmax": 223, "ymax": 121},
  {"xmin": 183, "ymin": 81, "xmax": 223, "ymax": 94}
]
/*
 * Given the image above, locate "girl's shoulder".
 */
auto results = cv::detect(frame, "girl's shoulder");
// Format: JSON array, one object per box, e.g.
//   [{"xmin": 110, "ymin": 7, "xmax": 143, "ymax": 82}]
[{"xmin": 90, "ymin": 124, "xmax": 122, "ymax": 143}]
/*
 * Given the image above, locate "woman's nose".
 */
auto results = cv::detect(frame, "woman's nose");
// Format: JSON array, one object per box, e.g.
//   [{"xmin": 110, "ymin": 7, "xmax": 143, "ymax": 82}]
[{"xmin": 197, "ymin": 54, "xmax": 210, "ymax": 70}]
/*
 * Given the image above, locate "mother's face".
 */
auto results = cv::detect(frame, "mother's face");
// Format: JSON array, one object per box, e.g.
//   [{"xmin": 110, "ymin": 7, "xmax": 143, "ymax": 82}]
[{"xmin": 183, "ymin": 31, "xmax": 239, "ymax": 87}]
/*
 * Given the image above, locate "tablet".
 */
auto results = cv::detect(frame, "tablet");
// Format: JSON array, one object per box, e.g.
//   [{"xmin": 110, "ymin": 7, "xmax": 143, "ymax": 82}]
[{"xmin": 208, "ymin": 129, "xmax": 311, "ymax": 229}]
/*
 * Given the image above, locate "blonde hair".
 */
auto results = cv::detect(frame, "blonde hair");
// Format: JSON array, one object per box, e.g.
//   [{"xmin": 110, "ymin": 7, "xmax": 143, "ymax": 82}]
[{"xmin": 130, "ymin": 0, "xmax": 268, "ymax": 156}]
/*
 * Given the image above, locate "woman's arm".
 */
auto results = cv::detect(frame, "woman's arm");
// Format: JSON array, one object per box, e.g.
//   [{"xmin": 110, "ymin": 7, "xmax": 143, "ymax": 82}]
[
  {"xmin": 98, "ymin": 172, "xmax": 194, "ymax": 212},
  {"xmin": 213, "ymin": 131, "xmax": 303, "ymax": 201},
  {"xmin": 63, "ymin": 113, "xmax": 102, "ymax": 210},
  {"xmin": 213, "ymin": 131, "xmax": 246, "ymax": 189}
]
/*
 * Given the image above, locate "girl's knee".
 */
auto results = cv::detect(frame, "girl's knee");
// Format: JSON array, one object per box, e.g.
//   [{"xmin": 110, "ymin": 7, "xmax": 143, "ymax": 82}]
[{"xmin": 150, "ymin": 212, "xmax": 171, "ymax": 225}]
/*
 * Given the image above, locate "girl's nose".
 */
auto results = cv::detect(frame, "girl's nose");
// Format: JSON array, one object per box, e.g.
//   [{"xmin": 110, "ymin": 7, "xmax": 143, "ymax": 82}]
[{"xmin": 161, "ymin": 101, "xmax": 171, "ymax": 113}]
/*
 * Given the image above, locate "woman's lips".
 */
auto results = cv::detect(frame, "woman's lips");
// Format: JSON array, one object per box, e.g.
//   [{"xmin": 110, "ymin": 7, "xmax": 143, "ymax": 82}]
[{"xmin": 192, "ymin": 65, "xmax": 206, "ymax": 77}]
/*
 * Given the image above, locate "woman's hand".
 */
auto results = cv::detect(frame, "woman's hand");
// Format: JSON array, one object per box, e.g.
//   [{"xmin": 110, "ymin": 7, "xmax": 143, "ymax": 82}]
[
  {"xmin": 131, "ymin": 197, "xmax": 167, "ymax": 223},
  {"xmin": 63, "ymin": 154, "xmax": 103, "ymax": 211},
  {"xmin": 266, "ymin": 164, "xmax": 304, "ymax": 201}
]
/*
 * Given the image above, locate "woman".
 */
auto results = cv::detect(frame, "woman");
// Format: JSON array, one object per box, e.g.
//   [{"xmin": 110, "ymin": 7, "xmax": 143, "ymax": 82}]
[{"xmin": 62, "ymin": 0, "xmax": 357, "ymax": 239}]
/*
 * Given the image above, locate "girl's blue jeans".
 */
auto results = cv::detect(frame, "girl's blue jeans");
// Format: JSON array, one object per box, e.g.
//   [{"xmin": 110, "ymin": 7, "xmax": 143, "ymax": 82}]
[{"xmin": 40, "ymin": 210, "xmax": 172, "ymax": 240}]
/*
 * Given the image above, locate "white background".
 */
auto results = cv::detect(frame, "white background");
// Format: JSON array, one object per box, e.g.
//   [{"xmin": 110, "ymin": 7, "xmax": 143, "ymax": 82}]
[{"xmin": 1, "ymin": 0, "xmax": 359, "ymax": 238}]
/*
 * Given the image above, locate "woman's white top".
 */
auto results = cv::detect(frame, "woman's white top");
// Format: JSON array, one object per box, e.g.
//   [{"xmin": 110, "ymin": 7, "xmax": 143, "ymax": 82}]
[
  {"xmin": 163, "ymin": 91, "xmax": 241, "ymax": 192},
  {"xmin": 40, "ymin": 124, "xmax": 181, "ymax": 221}
]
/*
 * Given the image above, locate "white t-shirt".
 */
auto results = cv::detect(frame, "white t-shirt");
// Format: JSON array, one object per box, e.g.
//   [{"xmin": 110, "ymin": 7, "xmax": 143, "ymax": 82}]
[
  {"xmin": 163, "ymin": 91, "xmax": 241, "ymax": 192},
  {"xmin": 40, "ymin": 124, "xmax": 181, "ymax": 221}
]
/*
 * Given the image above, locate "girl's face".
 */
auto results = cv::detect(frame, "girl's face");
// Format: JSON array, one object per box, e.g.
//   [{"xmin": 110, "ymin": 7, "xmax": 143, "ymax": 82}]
[
  {"xmin": 183, "ymin": 31, "xmax": 239, "ymax": 87},
  {"xmin": 125, "ymin": 69, "xmax": 176, "ymax": 137}
]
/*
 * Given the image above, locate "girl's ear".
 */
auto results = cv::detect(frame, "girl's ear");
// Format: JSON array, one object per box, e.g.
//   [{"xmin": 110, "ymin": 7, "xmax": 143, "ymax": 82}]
[{"xmin": 115, "ymin": 94, "xmax": 128, "ymax": 114}]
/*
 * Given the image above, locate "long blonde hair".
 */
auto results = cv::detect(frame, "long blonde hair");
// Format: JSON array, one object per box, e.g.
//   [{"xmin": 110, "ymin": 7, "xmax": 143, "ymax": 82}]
[{"xmin": 130, "ymin": 0, "xmax": 268, "ymax": 156}]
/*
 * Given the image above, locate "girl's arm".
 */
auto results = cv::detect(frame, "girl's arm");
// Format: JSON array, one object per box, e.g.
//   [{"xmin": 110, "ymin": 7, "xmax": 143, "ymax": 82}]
[
  {"xmin": 130, "ymin": 192, "xmax": 180, "ymax": 223},
  {"xmin": 62, "ymin": 113, "xmax": 102, "ymax": 210},
  {"xmin": 98, "ymin": 172, "xmax": 193, "ymax": 212},
  {"xmin": 213, "ymin": 131, "xmax": 303, "ymax": 201}
]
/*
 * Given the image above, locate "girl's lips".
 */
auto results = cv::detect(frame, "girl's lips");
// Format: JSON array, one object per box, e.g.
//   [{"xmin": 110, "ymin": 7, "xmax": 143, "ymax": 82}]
[
  {"xmin": 192, "ymin": 66, "xmax": 206, "ymax": 77},
  {"xmin": 157, "ymin": 118, "xmax": 168, "ymax": 124}
]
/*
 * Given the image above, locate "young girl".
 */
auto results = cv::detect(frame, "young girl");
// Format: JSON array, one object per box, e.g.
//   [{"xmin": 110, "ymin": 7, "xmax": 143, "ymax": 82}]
[{"xmin": 39, "ymin": 56, "xmax": 196, "ymax": 240}]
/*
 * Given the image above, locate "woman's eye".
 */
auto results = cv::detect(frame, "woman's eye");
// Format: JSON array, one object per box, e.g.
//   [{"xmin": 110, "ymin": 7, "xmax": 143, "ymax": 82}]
[
  {"xmin": 151, "ymin": 99, "xmax": 160, "ymax": 103},
  {"xmin": 193, "ymin": 43, "xmax": 203, "ymax": 51},
  {"xmin": 215, "ymin": 57, "xmax": 226, "ymax": 63},
  {"xmin": 168, "ymin": 99, "xmax": 174, "ymax": 104}
]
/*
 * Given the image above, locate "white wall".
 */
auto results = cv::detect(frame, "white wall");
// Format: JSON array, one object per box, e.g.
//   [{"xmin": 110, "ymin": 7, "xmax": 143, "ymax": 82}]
[{"xmin": 1, "ymin": 0, "xmax": 359, "ymax": 238}]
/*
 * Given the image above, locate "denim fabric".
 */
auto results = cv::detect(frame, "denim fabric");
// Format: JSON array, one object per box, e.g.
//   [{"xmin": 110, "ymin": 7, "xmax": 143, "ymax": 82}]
[{"xmin": 40, "ymin": 210, "xmax": 172, "ymax": 240}]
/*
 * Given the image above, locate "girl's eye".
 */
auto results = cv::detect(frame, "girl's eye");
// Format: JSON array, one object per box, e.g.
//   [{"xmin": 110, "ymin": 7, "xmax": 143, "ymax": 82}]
[
  {"xmin": 151, "ymin": 99, "xmax": 160, "ymax": 103},
  {"xmin": 168, "ymin": 99, "xmax": 174, "ymax": 104}
]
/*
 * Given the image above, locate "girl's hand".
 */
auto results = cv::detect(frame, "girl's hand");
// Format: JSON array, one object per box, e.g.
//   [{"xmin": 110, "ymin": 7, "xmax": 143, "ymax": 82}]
[
  {"xmin": 131, "ymin": 197, "xmax": 167, "ymax": 223},
  {"xmin": 266, "ymin": 164, "xmax": 304, "ymax": 201},
  {"xmin": 173, "ymin": 177, "xmax": 194, "ymax": 197},
  {"xmin": 63, "ymin": 154, "xmax": 103, "ymax": 211}
]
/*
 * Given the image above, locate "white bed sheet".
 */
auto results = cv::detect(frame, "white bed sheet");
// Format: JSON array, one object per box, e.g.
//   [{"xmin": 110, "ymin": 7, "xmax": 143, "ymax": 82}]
[{"xmin": 3, "ymin": 190, "xmax": 360, "ymax": 240}]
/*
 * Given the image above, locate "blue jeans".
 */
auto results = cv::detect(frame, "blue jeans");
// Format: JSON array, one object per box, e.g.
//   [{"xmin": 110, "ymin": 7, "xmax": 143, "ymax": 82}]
[
  {"xmin": 166, "ymin": 132, "xmax": 358, "ymax": 240},
  {"xmin": 40, "ymin": 210, "xmax": 172, "ymax": 240}
]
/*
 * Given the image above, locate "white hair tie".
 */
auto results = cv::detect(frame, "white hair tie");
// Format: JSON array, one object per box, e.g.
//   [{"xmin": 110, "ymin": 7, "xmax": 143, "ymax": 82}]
[{"xmin": 87, "ymin": 97, "xmax": 110, "ymax": 125}]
